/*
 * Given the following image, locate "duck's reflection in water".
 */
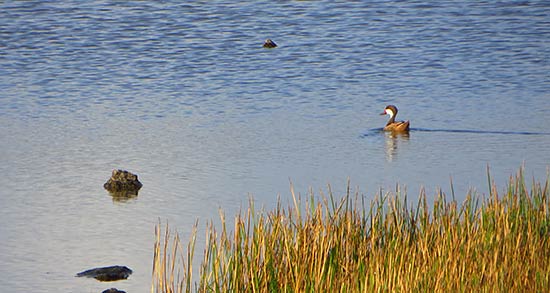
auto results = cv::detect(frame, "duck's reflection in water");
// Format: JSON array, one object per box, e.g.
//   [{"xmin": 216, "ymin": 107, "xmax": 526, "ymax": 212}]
[{"xmin": 384, "ymin": 131, "xmax": 410, "ymax": 162}]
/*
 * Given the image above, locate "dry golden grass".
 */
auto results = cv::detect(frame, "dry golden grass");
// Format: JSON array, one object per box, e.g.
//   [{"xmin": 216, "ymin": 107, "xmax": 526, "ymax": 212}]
[{"xmin": 152, "ymin": 169, "xmax": 550, "ymax": 292}]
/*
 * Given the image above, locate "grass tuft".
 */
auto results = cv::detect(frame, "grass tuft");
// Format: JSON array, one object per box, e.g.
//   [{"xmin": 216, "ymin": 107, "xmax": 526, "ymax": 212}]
[{"xmin": 152, "ymin": 168, "xmax": 550, "ymax": 292}]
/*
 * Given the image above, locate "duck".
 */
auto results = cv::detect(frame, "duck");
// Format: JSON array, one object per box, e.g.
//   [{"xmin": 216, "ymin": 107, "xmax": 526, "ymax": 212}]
[{"xmin": 380, "ymin": 105, "xmax": 410, "ymax": 132}]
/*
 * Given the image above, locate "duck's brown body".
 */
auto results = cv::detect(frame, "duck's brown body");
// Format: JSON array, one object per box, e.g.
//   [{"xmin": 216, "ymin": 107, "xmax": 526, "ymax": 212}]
[
  {"xmin": 383, "ymin": 120, "xmax": 410, "ymax": 131},
  {"xmin": 381, "ymin": 105, "xmax": 410, "ymax": 132}
]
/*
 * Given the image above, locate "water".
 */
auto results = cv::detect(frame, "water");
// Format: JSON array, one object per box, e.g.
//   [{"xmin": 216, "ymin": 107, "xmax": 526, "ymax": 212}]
[{"xmin": 1, "ymin": 1, "xmax": 549, "ymax": 291}]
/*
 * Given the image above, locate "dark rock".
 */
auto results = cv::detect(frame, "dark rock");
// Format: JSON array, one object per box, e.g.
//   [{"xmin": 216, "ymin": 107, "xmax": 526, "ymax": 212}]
[
  {"xmin": 76, "ymin": 265, "xmax": 132, "ymax": 282},
  {"xmin": 263, "ymin": 39, "xmax": 277, "ymax": 48},
  {"xmin": 102, "ymin": 288, "xmax": 126, "ymax": 293},
  {"xmin": 103, "ymin": 169, "xmax": 142, "ymax": 193}
]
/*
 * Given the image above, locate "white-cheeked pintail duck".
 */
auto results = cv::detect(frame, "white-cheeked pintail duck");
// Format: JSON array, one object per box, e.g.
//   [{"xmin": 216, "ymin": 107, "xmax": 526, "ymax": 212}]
[{"xmin": 380, "ymin": 105, "xmax": 410, "ymax": 132}]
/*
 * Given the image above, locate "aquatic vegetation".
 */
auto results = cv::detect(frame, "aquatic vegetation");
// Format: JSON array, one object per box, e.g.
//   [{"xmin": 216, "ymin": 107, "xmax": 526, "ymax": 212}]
[{"xmin": 152, "ymin": 169, "xmax": 550, "ymax": 292}]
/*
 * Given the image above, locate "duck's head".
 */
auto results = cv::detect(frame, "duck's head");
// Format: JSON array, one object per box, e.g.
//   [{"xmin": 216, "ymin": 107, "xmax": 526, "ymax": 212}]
[{"xmin": 380, "ymin": 105, "xmax": 398, "ymax": 117}]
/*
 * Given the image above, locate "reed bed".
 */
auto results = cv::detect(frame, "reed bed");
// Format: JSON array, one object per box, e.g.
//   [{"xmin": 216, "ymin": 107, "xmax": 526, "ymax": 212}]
[{"xmin": 152, "ymin": 169, "xmax": 550, "ymax": 292}]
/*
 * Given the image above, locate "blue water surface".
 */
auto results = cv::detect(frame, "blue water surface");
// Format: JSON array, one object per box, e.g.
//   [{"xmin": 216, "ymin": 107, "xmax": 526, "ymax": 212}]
[{"xmin": 1, "ymin": 1, "xmax": 549, "ymax": 292}]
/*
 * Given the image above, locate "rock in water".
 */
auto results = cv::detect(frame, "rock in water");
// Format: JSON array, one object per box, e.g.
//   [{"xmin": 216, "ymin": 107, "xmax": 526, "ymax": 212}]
[
  {"xmin": 76, "ymin": 265, "xmax": 133, "ymax": 282},
  {"xmin": 103, "ymin": 169, "xmax": 142, "ymax": 192},
  {"xmin": 102, "ymin": 288, "xmax": 126, "ymax": 293},
  {"xmin": 263, "ymin": 39, "xmax": 277, "ymax": 48}
]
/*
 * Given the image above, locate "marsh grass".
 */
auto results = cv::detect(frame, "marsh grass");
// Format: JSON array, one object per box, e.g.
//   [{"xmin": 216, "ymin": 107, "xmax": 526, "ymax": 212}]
[{"xmin": 152, "ymin": 169, "xmax": 550, "ymax": 292}]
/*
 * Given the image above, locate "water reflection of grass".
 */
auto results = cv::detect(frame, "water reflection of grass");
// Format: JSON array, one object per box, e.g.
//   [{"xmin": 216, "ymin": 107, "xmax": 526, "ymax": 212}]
[{"xmin": 152, "ymin": 169, "xmax": 549, "ymax": 292}]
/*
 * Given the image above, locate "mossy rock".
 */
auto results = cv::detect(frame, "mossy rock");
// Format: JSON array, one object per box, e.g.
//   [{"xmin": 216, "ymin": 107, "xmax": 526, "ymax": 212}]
[{"xmin": 103, "ymin": 169, "xmax": 142, "ymax": 192}]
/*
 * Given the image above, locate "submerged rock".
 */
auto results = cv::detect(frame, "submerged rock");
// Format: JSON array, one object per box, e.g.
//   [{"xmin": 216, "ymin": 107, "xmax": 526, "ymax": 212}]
[
  {"xmin": 109, "ymin": 190, "xmax": 139, "ymax": 202},
  {"xmin": 263, "ymin": 39, "xmax": 277, "ymax": 48},
  {"xmin": 102, "ymin": 288, "xmax": 126, "ymax": 293},
  {"xmin": 76, "ymin": 265, "xmax": 132, "ymax": 282},
  {"xmin": 103, "ymin": 169, "xmax": 142, "ymax": 193}
]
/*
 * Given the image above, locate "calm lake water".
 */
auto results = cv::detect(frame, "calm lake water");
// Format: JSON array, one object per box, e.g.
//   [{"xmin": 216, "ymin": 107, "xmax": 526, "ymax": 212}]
[{"xmin": 1, "ymin": 0, "xmax": 549, "ymax": 292}]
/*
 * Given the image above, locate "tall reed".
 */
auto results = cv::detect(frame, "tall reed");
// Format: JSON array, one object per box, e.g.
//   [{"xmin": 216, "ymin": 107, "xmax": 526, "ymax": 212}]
[{"xmin": 152, "ymin": 169, "xmax": 550, "ymax": 292}]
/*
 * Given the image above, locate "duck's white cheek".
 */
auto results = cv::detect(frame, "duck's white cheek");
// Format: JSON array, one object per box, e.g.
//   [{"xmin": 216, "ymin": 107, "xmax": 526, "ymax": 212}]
[{"xmin": 386, "ymin": 109, "xmax": 394, "ymax": 116}]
